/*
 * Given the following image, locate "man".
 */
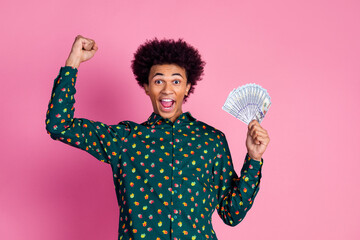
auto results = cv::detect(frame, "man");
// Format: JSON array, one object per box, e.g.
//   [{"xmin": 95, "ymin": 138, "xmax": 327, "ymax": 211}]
[{"xmin": 45, "ymin": 35, "xmax": 270, "ymax": 240}]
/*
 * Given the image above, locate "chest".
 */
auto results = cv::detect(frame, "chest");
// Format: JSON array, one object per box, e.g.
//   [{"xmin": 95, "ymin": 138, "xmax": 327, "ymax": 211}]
[{"xmin": 115, "ymin": 124, "xmax": 224, "ymax": 184}]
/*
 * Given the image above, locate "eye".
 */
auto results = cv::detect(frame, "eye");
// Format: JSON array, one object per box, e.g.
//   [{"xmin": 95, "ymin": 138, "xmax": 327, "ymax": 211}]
[
  {"xmin": 155, "ymin": 80, "xmax": 163, "ymax": 84},
  {"xmin": 173, "ymin": 80, "xmax": 180, "ymax": 84}
]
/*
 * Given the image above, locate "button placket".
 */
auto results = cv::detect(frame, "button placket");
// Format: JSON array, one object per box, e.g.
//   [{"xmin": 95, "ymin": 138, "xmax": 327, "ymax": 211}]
[{"xmin": 172, "ymin": 121, "xmax": 182, "ymax": 240}]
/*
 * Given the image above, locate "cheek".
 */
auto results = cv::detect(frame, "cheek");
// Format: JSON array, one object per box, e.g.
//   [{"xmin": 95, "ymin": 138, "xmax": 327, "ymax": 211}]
[
  {"xmin": 149, "ymin": 88, "xmax": 160, "ymax": 99},
  {"xmin": 175, "ymin": 88, "xmax": 187, "ymax": 100}
]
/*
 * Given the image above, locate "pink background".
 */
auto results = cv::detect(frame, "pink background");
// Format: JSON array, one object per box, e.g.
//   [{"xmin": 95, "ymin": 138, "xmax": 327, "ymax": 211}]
[{"xmin": 1, "ymin": 0, "xmax": 360, "ymax": 239}]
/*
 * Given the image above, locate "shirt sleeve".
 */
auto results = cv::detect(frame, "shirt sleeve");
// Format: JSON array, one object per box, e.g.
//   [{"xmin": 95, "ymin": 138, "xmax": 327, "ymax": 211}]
[
  {"xmin": 45, "ymin": 66, "xmax": 126, "ymax": 164},
  {"xmin": 214, "ymin": 132, "xmax": 263, "ymax": 226}
]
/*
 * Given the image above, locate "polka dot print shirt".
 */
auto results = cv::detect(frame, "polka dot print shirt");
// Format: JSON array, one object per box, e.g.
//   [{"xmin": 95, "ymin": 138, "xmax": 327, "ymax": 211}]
[{"xmin": 45, "ymin": 66, "xmax": 264, "ymax": 240}]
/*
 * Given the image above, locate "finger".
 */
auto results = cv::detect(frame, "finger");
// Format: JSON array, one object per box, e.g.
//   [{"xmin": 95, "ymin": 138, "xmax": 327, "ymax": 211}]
[
  {"xmin": 89, "ymin": 43, "xmax": 98, "ymax": 56},
  {"xmin": 250, "ymin": 130, "xmax": 269, "ymax": 144},
  {"xmin": 250, "ymin": 121, "xmax": 267, "ymax": 133},
  {"xmin": 253, "ymin": 130, "xmax": 270, "ymax": 143},
  {"xmin": 249, "ymin": 120, "xmax": 265, "ymax": 129},
  {"xmin": 71, "ymin": 35, "xmax": 85, "ymax": 52},
  {"xmin": 249, "ymin": 133, "xmax": 265, "ymax": 145},
  {"xmin": 249, "ymin": 125, "xmax": 267, "ymax": 138},
  {"xmin": 92, "ymin": 42, "xmax": 98, "ymax": 51},
  {"xmin": 248, "ymin": 120, "xmax": 264, "ymax": 134},
  {"xmin": 81, "ymin": 37, "xmax": 96, "ymax": 50},
  {"xmin": 83, "ymin": 40, "xmax": 94, "ymax": 51},
  {"xmin": 248, "ymin": 128, "xmax": 261, "ymax": 144},
  {"xmin": 254, "ymin": 135, "xmax": 270, "ymax": 145},
  {"xmin": 248, "ymin": 120, "xmax": 258, "ymax": 130},
  {"xmin": 74, "ymin": 34, "xmax": 83, "ymax": 43},
  {"xmin": 250, "ymin": 125, "xmax": 266, "ymax": 134}
]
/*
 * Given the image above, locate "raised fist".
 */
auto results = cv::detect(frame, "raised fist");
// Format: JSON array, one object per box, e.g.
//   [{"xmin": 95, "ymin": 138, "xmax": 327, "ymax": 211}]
[{"xmin": 65, "ymin": 35, "xmax": 98, "ymax": 69}]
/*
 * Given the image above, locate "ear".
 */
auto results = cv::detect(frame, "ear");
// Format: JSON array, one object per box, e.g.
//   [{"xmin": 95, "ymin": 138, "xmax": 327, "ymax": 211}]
[
  {"xmin": 144, "ymin": 84, "xmax": 150, "ymax": 96},
  {"xmin": 185, "ymin": 83, "xmax": 191, "ymax": 96}
]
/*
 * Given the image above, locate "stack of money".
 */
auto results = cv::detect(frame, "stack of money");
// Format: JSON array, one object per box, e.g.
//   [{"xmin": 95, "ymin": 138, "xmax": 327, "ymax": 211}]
[{"xmin": 222, "ymin": 83, "xmax": 271, "ymax": 125}]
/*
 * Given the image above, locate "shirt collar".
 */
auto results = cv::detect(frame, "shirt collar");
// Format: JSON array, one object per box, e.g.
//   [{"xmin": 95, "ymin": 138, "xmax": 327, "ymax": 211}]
[{"xmin": 144, "ymin": 111, "xmax": 196, "ymax": 126}]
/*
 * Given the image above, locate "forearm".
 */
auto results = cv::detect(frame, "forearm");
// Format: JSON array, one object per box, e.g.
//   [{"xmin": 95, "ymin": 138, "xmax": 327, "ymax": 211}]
[
  {"xmin": 217, "ymin": 153, "xmax": 263, "ymax": 226},
  {"xmin": 45, "ymin": 66, "xmax": 78, "ymax": 136},
  {"xmin": 238, "ymin": 153, "xmax": 263, "ymax": 206}
]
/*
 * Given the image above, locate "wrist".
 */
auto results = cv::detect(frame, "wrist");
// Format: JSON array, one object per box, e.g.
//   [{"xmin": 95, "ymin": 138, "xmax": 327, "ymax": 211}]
[
  {"xmin": 65, "ymin": 56, "xmax": 81, "ymax": 69},
  {"xmin": 247, "ymin": 152, "xmax": 262, "ymax": 161}
]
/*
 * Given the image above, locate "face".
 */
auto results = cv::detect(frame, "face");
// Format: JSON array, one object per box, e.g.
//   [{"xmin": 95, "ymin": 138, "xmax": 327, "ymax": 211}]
[{"xmin": 144, "ymin": 64, "xmax": 191, "ymax": 122}]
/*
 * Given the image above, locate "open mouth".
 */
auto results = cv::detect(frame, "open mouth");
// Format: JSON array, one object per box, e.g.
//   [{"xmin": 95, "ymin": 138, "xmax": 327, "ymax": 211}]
[{"xmin": 159, "ymin": 99, "xmax": 175, "ymax": 112}]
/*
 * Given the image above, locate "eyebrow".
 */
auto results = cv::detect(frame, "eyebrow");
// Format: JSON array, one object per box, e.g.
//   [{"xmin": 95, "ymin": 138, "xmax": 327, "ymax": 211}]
[{"xmin": 151, "ymin": 73, "xmax": 184, "ymax": 79}]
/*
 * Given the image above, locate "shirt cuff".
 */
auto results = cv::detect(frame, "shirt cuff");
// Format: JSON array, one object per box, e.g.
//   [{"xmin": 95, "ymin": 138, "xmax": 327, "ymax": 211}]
[
  {"xmin": 60, "ymin": 66, "xmax": 78, "ymax": 75},
  {"xmin": 246, "ymin": 153, "xmax": 263, "ymax": 169}
]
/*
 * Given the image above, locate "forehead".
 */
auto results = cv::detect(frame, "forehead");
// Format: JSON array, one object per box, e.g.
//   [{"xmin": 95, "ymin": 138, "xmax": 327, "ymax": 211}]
[{"xmin": 149, "ymin": 64, "xmax": 186, "ymax": 77}]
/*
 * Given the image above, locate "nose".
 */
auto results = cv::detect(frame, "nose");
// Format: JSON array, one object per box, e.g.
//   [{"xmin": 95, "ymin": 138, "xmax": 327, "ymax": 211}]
[{"xmin": 161, "ymin": 82, "xmax": 173, "ymax": 94}]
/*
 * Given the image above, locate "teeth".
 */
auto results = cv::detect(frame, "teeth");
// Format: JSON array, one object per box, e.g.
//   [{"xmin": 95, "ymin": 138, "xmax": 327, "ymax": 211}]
[{"xmin": 161, "ymin": 99, "xmax": 173, "ymax": 102}]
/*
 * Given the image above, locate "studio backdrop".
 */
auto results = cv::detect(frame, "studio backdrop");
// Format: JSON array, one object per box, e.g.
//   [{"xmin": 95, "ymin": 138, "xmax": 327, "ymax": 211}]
[{"xmin": 1, "ymin": 0, "xmax": 359, "ymax": 239}]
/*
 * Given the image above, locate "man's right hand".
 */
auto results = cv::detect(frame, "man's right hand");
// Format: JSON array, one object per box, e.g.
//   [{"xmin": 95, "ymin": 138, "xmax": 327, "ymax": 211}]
[{"xmin": 65, "ymin": 35, "xmax": 98, "ymax": 69}]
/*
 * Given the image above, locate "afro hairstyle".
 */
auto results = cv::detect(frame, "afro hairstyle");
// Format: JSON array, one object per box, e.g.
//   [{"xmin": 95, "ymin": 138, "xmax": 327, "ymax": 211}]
[{"xmin": 131, "ymin": 38, "xmax": 205, "ymax": 102}]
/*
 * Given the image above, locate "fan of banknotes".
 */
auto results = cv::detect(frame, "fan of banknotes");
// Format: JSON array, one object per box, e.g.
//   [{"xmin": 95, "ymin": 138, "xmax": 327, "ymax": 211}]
[{"xmin": 222, "ymin": 83, "xmax": 271, "ymax": 125}]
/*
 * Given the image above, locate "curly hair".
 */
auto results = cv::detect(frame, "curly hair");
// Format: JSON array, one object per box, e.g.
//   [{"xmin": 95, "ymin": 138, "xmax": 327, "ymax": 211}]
[{"xmin": 131, "ymin": 38, "xmax": 205, "ymax": 102}]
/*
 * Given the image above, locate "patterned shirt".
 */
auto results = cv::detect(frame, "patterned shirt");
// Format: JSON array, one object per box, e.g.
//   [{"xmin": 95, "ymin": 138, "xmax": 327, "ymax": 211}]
[{"xmin": 45, "ymin": 66, "xmax": 264, "ymax": 240}]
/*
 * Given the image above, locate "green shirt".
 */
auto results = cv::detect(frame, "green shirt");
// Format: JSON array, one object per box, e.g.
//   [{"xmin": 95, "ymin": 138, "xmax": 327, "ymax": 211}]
[{"xmin": 45, "ymin": 66, "xmax": 263, "ymax": 240}]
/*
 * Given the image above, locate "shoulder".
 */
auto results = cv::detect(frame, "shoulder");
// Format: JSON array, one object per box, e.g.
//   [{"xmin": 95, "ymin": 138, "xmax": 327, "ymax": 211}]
[
  {"xmin": 193, "ymin": 119, "xmax": 231, "ymax": 155},
  {"xmin": 193, "ymin": 118, "xmax": 227, "ymax": 140}
]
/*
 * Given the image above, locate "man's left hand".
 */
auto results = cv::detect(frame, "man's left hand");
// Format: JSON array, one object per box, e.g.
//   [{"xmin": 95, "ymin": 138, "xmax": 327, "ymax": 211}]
[{"xmin": 246, "ymin": 120, "xmax": 270, "ymax": 161}]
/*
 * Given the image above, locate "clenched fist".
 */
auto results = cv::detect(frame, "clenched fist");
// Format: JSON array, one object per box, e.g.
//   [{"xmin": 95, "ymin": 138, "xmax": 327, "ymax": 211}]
[
  {"xmin": 246, "ymin": 120, "xmax": 270, "ymax": 161},
  {"xmin": 65, "ymin": 35, "xmax": 98, "ymax": 69}
]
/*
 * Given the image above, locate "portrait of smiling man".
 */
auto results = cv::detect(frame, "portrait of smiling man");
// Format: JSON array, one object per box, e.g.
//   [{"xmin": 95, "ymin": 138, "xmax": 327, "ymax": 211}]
[
  {"xmin": 145, "ymin": 64, "xmax": 190, "ymax": 122},
  {"xmin": 45, "ymin": 35, "xmax": 270, "ymax": 240}
]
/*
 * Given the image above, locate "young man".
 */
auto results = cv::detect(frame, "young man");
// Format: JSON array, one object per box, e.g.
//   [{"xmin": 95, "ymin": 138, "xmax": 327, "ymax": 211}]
[{"xmin": 45, "ymin": 35, "xmax": 270, "ymax": 240}]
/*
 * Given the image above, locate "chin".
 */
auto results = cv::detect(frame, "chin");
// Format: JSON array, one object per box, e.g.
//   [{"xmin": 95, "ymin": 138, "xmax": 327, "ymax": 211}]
[{"xmin": 158, "ymin": 110, "xmax": 176, "ymax": 119}]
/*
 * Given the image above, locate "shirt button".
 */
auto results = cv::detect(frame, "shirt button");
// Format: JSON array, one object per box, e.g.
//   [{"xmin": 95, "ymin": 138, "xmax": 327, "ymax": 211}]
[
  {"xmin": 174, "ymin": 215, "xmax": 177, "ymax": 219},
  {"xmin": 174, "ymin": 190, "xmax": 177, "ymax": 193}
]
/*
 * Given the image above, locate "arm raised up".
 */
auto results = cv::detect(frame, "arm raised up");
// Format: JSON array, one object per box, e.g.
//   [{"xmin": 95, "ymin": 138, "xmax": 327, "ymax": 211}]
[{"xmin": 45, "ymin": 35, "xmax": 126, "ymax": 164}]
